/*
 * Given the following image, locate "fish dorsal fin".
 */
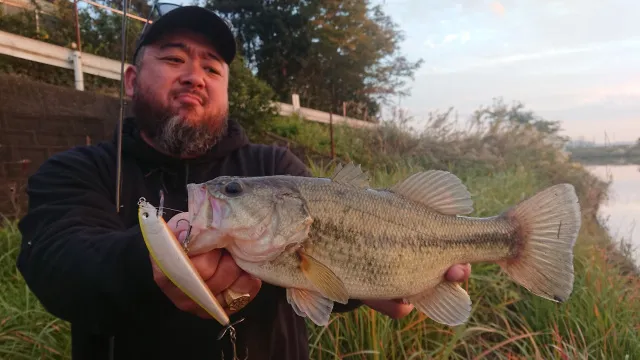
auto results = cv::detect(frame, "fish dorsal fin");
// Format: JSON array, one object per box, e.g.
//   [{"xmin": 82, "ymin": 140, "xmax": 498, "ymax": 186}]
[
  {"xmin": 330, "ymin": 162, "xmax": 370, "ymax": 188},
  {"xmin": 389, "ymin": 170, "xmax": 474, "ymax": 215}
]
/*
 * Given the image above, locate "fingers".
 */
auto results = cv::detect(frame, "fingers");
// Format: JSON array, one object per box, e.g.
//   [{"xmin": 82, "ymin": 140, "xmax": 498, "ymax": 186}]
[
  {"xmin": 151, "ymin": 249, "xmax": 224, "ymax": 315},
  {"xmin": 204, "ymin": 252, "xmax": 262, "ymax": 315},
  {"xmin": 202, "ymin": 251, "xmax": 243, "ymax": 294},
  {"xmin": 190, "ymin": 249, "xmax": 224, "ymax": 281},
  {"xmin": 229, "ymin": 272, "xmax": 262, "ymax": 300},
  {"xmin": 362, "ymin": 299, "xmax": 414, "ymax": 319},
  {"xmin": 151, "ymin": 248, "xmax": 262, "ymax": 318},
  {"xmin": 445, "ymin": 263, "xmax": 471, "ymax": 282},
  {"xmin": 214, "ymin": 273, "xmax": 262, "ymax": 315}
]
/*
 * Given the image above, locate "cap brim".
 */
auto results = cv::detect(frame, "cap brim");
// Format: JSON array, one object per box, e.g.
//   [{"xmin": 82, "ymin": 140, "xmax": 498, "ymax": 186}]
[{"xmin": 136, "ymin": 6, "xmax": 236, "ymax": 65}]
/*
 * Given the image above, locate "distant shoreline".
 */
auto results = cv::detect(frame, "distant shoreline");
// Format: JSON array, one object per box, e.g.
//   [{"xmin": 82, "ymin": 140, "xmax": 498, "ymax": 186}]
[{"xmin": 568, "ymin": 143, "xmax": 640, "ymax": 166}]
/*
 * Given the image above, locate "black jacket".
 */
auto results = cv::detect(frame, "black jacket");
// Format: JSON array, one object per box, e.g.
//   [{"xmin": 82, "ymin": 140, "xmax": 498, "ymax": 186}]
[{"xmin": 16, "ymin": 117, "xmax": 361, "ymax": 360}]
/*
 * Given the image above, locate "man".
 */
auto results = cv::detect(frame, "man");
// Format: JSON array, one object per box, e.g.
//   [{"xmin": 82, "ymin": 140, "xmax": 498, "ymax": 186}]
[{"xmin": 16, "ymin": 5, "xmax": 471, "ymax": 360}]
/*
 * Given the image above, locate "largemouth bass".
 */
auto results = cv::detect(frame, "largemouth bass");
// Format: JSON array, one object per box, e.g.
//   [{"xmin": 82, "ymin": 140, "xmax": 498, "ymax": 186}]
[{"xmin": 184, "ymin": 163, "xmax": 581, "ymax": 327}]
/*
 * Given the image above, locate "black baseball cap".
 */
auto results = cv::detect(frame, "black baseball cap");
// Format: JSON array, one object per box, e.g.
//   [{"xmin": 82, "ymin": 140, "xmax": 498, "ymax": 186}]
[{"xmin": 133, "ymin": 5, "xmax": 236, "ymax": 65}]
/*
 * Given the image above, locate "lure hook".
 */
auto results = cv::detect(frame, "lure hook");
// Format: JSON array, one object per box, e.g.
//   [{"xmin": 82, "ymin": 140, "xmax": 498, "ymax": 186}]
[{"xmin": 217, "ymin": 317, "xmax": 246, "ymax": 341}]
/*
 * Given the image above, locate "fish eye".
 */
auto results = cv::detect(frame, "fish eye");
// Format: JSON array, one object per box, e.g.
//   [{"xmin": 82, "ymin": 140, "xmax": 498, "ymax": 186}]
[
  {"xmin": 224, "ymin": 181, "xmax": 243, "ymax": 195},
  {"xmin": 142, "ymin": 212, "xmax": 149, "ymax": 218}
]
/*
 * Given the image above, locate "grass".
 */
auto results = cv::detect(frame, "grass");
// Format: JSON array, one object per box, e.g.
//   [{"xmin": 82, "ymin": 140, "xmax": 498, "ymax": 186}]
[
  {"xmin": 303, "ymin": 166, "xmax": 640, "ymax": 359},
  {"xmin": 0, "ymin": 221, "xmax": 71, "ymax": 360},
  {"xmin": 1, "ymin": 101, "xmax": 639, "ymax": 359}
]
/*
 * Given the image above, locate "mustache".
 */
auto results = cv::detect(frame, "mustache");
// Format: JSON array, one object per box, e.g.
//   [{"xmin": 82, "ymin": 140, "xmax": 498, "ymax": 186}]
[{"xmin": 172, "ymin": 88, "xmax": 207, "ymax": 104}]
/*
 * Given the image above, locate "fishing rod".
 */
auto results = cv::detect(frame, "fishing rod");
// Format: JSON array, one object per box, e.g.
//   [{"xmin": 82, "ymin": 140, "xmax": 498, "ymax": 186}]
[
  {"xmin": 114, "ymin": 0, "xmax": 130, "ymax": 213},
  {"xmin": 111, "ymin": 3, "xmax": 247, "ymax": 358},
  {"xmin": 115, "ymin": 0, "xmax": 162, "ymax": 213}
]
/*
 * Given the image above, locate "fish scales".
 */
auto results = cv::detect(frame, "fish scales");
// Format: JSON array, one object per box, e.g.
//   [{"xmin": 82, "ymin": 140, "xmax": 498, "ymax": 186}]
[
  {"xmin": 202, "ymin": 176, "xmax": 517, "ymax": 298},
  {"xmin": 279, "ymin": 178, "xmax": 519, "ymax": 298},
  {"xmin": 184, "ymin": 162, "xmax": 582, "ymax": 327}
]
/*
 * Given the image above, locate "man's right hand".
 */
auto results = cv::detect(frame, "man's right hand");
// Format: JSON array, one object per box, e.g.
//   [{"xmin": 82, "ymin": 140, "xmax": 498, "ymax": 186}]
[{"xmin": 149, "ymin": 212, "xmax": 262, "ymax": 319}]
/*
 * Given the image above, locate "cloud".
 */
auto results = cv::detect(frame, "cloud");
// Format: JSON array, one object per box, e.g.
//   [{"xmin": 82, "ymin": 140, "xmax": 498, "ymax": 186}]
[
  {"xmin": 423, "ymin": 31, "xmax": 472, "ymax": 50},
  {"xmin": 417, "ymin": 37, "xmax": 640, "ymax": 75},
  {"xmin": 490, "ymin": 1, "xmax": 505, "ymax": 16},
  {"xmin": 370, "ymin": 1, "xmax": 640, "ymax": 142}
]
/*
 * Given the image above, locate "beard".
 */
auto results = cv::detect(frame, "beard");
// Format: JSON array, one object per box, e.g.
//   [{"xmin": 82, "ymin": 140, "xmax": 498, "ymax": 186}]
[{"xmin": 131, "ymin": 83, "xmax": 229, "ymax": 158}]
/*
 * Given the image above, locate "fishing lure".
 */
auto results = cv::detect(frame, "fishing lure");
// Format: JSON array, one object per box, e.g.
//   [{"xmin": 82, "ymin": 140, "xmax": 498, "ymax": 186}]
[{"xmin": 137, "ymin": 192, "xmax": 246, "ymax": 341}]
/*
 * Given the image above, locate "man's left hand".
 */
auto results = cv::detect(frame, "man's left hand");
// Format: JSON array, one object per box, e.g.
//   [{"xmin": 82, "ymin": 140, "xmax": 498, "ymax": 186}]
[{"xmin": 362, "ymin": 263, "xmax": 471, "ymax": 319}]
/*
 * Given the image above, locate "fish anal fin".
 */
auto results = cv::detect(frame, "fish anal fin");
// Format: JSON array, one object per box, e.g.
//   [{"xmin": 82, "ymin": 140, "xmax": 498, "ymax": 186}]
[
  {"xmin": 406, "ymin": 282, "xmax": 472, "ymax": 326},
  {"xmin": 389, "ymin": 170, "xmax": 474, "ymax": 215},
  {"xmin": 330, "ymin": 162, "xmax": 370, "ymax": 188},
  {"xmin": 286, "ymin": 288, "xmax": 333, "ymax": 326},
  {"xmin": 298, "ymin": 249, "xmax": 349, "ymax": 304}
]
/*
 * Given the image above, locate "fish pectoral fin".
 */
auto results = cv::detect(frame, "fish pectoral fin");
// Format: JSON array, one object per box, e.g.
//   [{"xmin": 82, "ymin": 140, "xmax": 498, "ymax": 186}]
[
  {"xmin": 389, "ymin": 170, "xmax": 474, "ymax": 215},
  {"xmin": 286, "ymin": 288, "xmax": 334, "ymax": 326},
  {"xmin": 407, "ymin": 282, "xmax": 472, "ymax": 326},
  {"xmin": 330, "ymin": 162, "xmax": 370, "ymax": 188},
  {"xmin": 298, "ymin": 250, "xmax": 349, "ymax": 304}
]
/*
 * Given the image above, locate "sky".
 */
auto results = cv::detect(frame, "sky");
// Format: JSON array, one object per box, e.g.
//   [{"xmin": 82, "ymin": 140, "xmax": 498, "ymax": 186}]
[
  {"xmin": 373, "ymin": 0, "xmax": 639, "ymax": 143},
  {"xmin": 164, "ymin": 0, "xmax": 638, "ymax": 143}
]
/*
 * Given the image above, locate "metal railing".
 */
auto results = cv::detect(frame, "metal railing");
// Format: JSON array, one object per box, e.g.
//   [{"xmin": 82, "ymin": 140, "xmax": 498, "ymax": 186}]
[{"xmin": 0, "ymin": 29, "xmax": 378, "ymax": 129}]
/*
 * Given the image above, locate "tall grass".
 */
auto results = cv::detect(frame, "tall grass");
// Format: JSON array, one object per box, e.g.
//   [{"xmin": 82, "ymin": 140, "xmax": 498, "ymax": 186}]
[
  {"xmin": 303, "ymin": 166, "xmax": 640, "ymax": 359},
  {"xmin": 0, "ymin": 221, "xmax": 71, "ymax": 360},
  {"xmin": 267, "ymin": 100, "xmax": 639, "ymax": 359},
  {"xmin": 1, "ymin": 100, "xmax": 638, "ymax": 359}
]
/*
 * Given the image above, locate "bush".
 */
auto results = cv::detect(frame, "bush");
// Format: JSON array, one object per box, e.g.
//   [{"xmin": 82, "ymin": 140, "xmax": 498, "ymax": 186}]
[{"xmin": 227, "ymin": 55, "xmax": 278, "ymax": 133}]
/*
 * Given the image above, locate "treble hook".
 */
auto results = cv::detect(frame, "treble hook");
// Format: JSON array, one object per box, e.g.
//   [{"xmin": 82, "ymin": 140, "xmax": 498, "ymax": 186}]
[
  {"xmin": 182, "ymin": 223, "xmax": 194, "ymax": 252},
  {"xmin": 176, "ymin": 218, "xmax": 190, "ymax": 228},
  {"xmin": 217, "ymin": 317, "xmax": 246, "ymax": 341}
]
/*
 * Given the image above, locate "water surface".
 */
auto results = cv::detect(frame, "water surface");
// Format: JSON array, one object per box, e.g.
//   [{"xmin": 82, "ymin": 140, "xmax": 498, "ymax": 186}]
[{"xmin": 587, "ymin": 165, "xmax": 640, "ymax": 267}]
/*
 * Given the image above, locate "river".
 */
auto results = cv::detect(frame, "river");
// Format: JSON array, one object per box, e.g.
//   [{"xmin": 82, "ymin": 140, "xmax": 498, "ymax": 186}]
[{"xmin": 587, "ymin": 165, "xmax": 640, "ymax": 267}]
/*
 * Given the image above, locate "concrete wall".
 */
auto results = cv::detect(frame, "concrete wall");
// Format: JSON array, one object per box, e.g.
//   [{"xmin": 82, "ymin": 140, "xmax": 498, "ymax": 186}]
[
  {"xmin": 0, "ymin": 74, "xmax": 121, "ymax": 219},
  {"xmin": 0, "ymin": 71, "xmax": 374, "ymax": 219}
]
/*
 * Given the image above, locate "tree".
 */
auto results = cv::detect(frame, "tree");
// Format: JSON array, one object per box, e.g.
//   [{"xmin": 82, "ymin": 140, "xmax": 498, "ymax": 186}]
[
  {"xmin": 205, "ymin": 0, "xmax": 423, "ymax": 120},
  {"xmin": 0, "ymin": 0, "xmax": 145, "ymax": 92},
  {"xmin": 0, "ymin": 0, "xmax": 277, "ymax": 127},
  {"xmin": 227, "ymin": 54, "xmax": 279, "ymax": 132},
  {"xmin": 472, "ymin": 98, "xmax": 564, "ymax": 136}
]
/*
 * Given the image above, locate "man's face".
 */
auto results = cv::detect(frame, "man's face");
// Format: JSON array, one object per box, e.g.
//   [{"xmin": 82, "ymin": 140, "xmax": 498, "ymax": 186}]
[{"xmin": 125, "ymin": 29, "xmax": 230, "ymax": 158}]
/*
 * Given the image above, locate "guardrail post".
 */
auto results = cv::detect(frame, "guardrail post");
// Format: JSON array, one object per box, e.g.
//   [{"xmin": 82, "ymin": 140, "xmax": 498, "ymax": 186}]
[
  {"xmin": 292, "ymin": 93, "xmax": 300, "ymax": 113},
  {"xmin": 71, "ymin": 50, "xmax": 84, "ymax": 91}
]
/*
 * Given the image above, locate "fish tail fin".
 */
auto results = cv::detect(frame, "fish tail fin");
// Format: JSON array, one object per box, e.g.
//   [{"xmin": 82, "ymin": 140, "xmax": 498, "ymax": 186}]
[{"xmin": 498, "ymin": 183, "xmax": 581, "ymax": 303}]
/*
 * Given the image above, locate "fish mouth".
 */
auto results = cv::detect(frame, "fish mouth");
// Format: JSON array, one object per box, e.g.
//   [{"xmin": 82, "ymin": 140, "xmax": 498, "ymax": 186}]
[
  {"xmin": 208, "ymin": 194, "xmax": 229, "ymax": 230},
  {"xmin": 187, "ymin": 183, "xmax": 228, "ymax": 231},
  {"xmin": 186, "ymin": 182, "xmax": 285, "ymax": 263}
]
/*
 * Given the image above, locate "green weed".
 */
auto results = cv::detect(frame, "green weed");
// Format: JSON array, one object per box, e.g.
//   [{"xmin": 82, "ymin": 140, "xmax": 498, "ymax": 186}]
[{"xmin": 1, "ymin": 103, "xmax": 638, "ymax": 359}]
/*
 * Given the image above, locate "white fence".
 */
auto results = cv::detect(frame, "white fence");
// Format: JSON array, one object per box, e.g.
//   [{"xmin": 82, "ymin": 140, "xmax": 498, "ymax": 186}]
[{"xmin": 0, "ymin": 30, "xmax": 378, "ymax": 129}]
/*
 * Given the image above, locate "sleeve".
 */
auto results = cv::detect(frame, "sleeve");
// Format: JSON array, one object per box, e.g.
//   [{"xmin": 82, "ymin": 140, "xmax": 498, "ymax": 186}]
[
  {"xmin": 273, "ymin": 147, "xmax": 312, "ymax": 177},
  {"xmin": 273, "ymin": 148, "xmax": 363, "ymax": 313},
  {"xmin": 15, "ymin": 148, "xmax": 172, "ymax": 334}
]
